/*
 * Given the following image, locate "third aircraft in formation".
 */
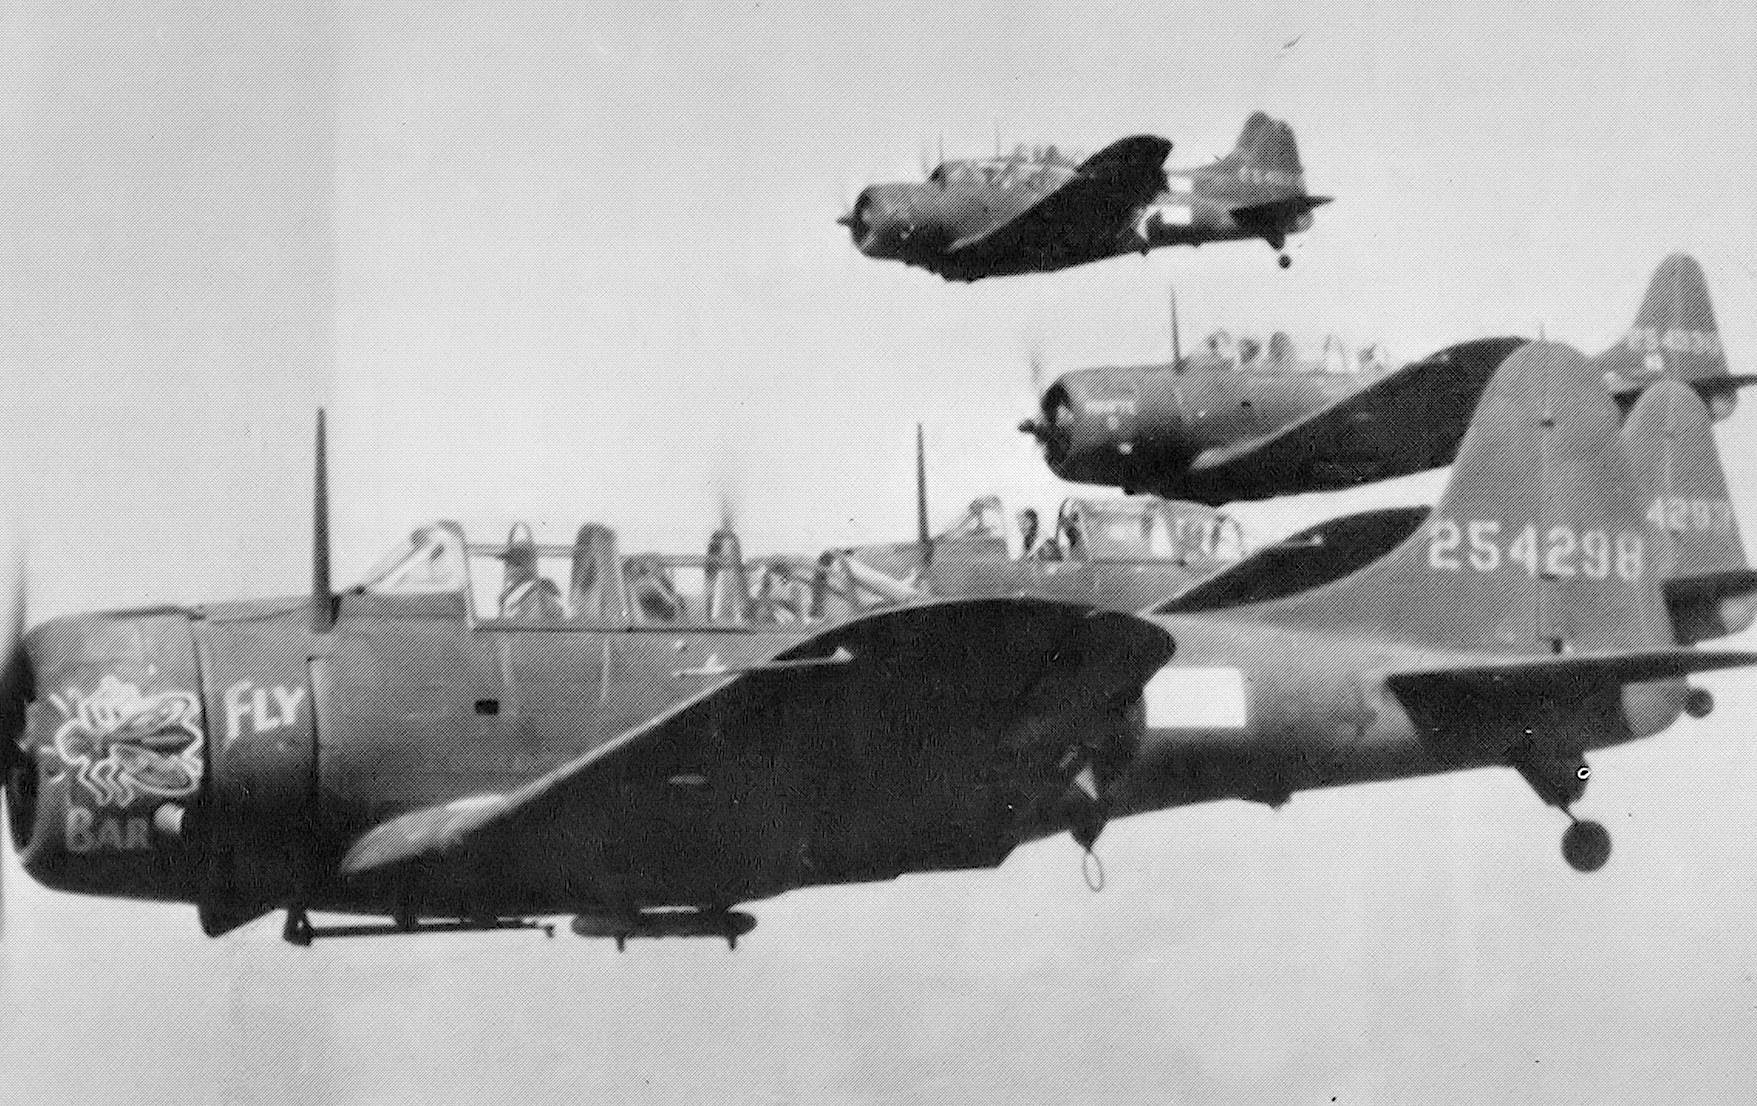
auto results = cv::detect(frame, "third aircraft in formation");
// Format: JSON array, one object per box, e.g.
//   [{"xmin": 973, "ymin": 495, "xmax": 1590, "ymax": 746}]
[{"xmin": 840, "ymin": 112, "xmax": 1330, "ymax": 279}]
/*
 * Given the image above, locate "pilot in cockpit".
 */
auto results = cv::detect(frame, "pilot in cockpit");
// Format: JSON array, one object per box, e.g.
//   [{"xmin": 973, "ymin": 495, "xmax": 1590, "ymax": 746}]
[
  {"xmin": 498, "ymin": 522, "xmax": 565, "ymax": 621},
  {"xmin": 626, "ymin": 555, "xmax": 686, "ymax": 624},
  {"xmin": 1017, "ymin": 508, "xmax": 1041, "ymax": 559}
]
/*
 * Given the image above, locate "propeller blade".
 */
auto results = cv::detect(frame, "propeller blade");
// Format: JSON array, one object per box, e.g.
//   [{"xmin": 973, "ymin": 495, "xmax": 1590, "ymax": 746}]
[
  {"xmin": 915, "ymin": 424, "xmax": 932, "ymax": 575},
  {"xmin": 1170, "ymin": 285, "xmax": 1183, "ymax": 370},
  {"xmin": 0, "ymin": 541, "xmax": 29, "ymax": 942},
  {"xmin": 715, "ymin": 483, "xmax": 741, "ymax": 538},
  {"xmin": 1028, "ymin": 344, "xmax": 1046, "ymax": 393}
]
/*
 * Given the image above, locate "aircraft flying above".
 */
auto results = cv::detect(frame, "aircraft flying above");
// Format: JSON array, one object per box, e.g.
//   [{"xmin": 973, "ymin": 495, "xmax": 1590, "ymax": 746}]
[
  {"xmin": 2, "ymin": 344, "xmax": 1749, "ymax": 950},
  {"xmin": 838, "ymin": 112, "xmax": 1330, "ymax": 280},
  {"xmin": 1019, "ymin": 254, "xmax": 1744, "ymax": 505}
]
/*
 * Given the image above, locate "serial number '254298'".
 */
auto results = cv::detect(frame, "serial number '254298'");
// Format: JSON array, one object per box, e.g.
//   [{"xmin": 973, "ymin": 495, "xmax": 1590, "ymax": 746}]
[{"xmin": 1427, "ymin": 518, "xmax": 1644, "ymax": 581}]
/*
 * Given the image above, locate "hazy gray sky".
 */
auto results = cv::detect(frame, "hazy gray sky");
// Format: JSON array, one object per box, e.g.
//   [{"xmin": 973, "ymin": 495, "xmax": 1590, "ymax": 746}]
[{"xmin": 4, "ymin": 3, "xmax": 1757, "ymax": 1103}]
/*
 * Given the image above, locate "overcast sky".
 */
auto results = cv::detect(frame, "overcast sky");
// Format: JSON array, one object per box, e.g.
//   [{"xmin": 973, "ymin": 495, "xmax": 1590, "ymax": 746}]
[{"xmin": 4, "ymin": 3, "xmax": 1757, "ymax": 1102}]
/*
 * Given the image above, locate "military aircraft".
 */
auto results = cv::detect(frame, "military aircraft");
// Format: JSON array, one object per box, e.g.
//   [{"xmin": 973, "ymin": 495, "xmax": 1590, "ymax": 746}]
[
  {"xmin": 2, "ymin": 344, "xmax": 1750, "ymax": 949},
  {"xmin": 838, "ymin": 112, "xmax": 1330, "ymax": 280},
  {"xmin": 1019, "ymin": 253, "xmax": 1744, "ymax": 505}
]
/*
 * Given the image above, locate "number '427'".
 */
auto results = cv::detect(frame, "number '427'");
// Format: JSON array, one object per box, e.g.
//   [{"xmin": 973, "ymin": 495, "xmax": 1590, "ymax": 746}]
[{"xmin": 1427, "ymin": 518, "xmax": 1643, "ymax": 581}]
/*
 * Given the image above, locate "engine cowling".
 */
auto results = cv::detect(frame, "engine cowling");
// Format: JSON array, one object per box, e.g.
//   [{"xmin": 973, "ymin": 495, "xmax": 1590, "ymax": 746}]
[
  {"xmin": 5, "ymin": 603, "xmax": 320, "ymax": 934},
  {"xmin": 8, "ymin": 611, "xmax": 207, "ymax": 903},
  {"xmin": 1021, "ymin": 368, "xmax": 1187, "ymax": 494}
]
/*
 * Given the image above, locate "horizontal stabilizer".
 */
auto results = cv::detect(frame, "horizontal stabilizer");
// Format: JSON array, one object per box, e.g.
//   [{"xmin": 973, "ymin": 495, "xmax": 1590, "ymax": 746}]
[
  {"xmin": 1614, "ymin": 374, "xmax": 1757, "ymax": 409},
  {"xmin": 1665, "ymin": 569, "xmax": 1757, "ymax": 604},
  {"xmin": 1228, "ymin": 195, "xmax": 1331, "ymax": 232},
  {"xmin": 1387, "ymin": 648, "xmax": 1757, "ymax": 703}
]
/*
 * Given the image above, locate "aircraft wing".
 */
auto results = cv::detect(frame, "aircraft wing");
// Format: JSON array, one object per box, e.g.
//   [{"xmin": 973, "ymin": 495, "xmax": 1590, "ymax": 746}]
[
  {"xmin": 945, "ymin": 135, "xmax": 1172, "ymax": 261},
  {"xmin": 339, "ymin": 598, "xmax": 1174, "ymax": 902},
  {"xmin": 1181, "ymin": 336, "xmax": 1528, "ymax": 503}
]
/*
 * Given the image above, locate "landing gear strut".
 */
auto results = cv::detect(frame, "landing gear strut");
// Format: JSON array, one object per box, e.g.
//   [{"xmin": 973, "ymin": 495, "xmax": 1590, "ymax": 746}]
[
  {"xmin": 1264, "ymin": 230, "xmax": 1291, "ymax": 269},
  {"xmin": 1514, "ymin": 754, "xmax": 1612, "ymax": 873}
]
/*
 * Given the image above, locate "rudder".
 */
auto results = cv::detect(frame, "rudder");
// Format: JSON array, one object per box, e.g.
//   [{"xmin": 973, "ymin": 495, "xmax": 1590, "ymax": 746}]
[
  {"xmin": 1257, "ymin": 342, "xmax": 1673, "ymax": 655},
  {"xmin": 1595, "ymin": 254, "xmax": 1740, "ymax": 417},
  {"xmin": 1623, "ymin": 379, "xmax": 1755, "ymax": 641},
  {"xmin": 1223, "ymin": 112, "xmax": 1304, "ymax": 181}
]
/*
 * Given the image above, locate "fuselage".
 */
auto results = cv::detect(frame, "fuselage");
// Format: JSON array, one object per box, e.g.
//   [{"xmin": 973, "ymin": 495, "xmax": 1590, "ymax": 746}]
[
  {"xmin": 6, "ymin": 588, "xmax": 1689, "ymax": 925},
  {"xmin": 1025, "ymin": 335, "xmax": 1532, "ymax": 504}
]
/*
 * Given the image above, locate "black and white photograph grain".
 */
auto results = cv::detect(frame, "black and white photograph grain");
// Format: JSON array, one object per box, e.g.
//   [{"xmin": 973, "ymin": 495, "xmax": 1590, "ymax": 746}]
[{"xmin": 3, "ymin": 3, "xmax": 1756, "ymax": 1103}]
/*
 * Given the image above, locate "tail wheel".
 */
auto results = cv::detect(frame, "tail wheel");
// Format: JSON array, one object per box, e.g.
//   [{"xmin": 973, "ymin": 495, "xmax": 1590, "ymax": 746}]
[{"xmin": 1561, "ymin": 819, "xmax": 1612, "ymax": 873}]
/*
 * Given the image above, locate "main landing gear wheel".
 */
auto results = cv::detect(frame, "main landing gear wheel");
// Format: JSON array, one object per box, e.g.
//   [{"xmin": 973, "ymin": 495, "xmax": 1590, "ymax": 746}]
[
  {"xmin": 1277, "ymin": 254, "xmax": 1291, "ymax": 269},
  {"xmin": 1561, "ymin": 819, "xmax": 1612, "ymax": 873}
]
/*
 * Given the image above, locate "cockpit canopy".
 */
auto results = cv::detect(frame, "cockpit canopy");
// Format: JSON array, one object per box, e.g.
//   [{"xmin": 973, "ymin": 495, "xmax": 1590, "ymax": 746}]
[
  {"xmin": 1202, "ymin": 330, "xmax": 1391, "ymax": 375},
  {"xmin": 1052, "ymin": 497, "xmax": 1244, "ymax": 564},
  {"xmin": 358, "ymin": 521, "xmax": 825, "ymax": 627},
  {"xmin": 358, "ymin": 522, "xmax": 471, "ymax": 596},
  {"xmin": 926, "ymin": 147, "xmax": 1081, "ymax": 190}
]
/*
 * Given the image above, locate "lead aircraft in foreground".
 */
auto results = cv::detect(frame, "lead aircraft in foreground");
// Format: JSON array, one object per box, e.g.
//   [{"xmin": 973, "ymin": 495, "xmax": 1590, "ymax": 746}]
[{"xmin": 2, "ymin": 343, "xmax": 1751, "ymax": 949}]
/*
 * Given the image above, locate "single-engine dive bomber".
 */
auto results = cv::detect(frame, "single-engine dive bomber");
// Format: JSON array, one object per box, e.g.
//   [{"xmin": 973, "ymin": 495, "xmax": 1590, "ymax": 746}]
[
  {"xmin": 1021, "ymin": 254, "xmax": 1746, "ymax": 505},
  {"xmin": 3, "ymin": 340, "xmax": 1751, "ymax": 949},
  {"xmin": 840, "ymin": 112, "xmax": 1329, "ymax": 280}
]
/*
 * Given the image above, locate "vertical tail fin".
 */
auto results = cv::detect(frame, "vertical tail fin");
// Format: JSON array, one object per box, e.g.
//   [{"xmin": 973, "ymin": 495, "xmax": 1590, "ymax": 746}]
[
  {"xmin": 1258, "ymin": 342, "xmax": 1673, "ymax": 654},
  {"xmin": 1596, "ymin": 254, "xmax": 1745, "ymax": 418},
  {"xmin": 1220, "ymin": 112, "xmax": 1305, "ymax": 182},
  {"xmin": 1623, "ymin": 380, "xmax": 1754, "ymax": 642}
]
